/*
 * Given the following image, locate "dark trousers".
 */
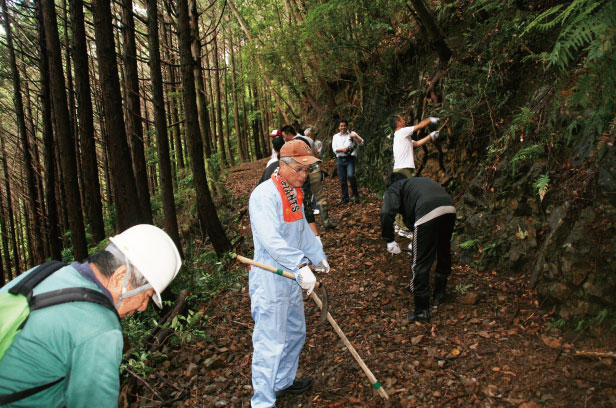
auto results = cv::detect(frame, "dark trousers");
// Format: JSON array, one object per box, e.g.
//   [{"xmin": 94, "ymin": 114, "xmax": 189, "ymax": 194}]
[
  {"xmin": 336, "ymin": 156, "xmax": 358, "ymax": 201},
  {"xmin": 410, "ymin": 213, "xmax": 456, "ymax": 298}
]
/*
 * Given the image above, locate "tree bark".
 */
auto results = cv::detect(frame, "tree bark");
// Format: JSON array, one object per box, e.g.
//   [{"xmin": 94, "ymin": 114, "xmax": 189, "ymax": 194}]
[
  {"xmin": 212, "ymin": 32, "xmax": 228, "ymax": 167},
  {"xmin": 176, "ymin": 0, "xmax": 230, "ymax": 256},
  {"xmin": 35, "ymin": 0, "xmax": 62, "ymax": 260},
  {"xmin": 408, "ymin": 0, "xmax": 452, "ymax": 66},
  {"xmin": 222, "ymin": 28, "xmax": 235, "ymax": 166},
  {"xmin": 1, "ymin": 136, "xmax": 21, "ymax": 274},
  {"xmin": 228, "ymin": 29, "xmax": 246, "ymax": 162},
  {"xmin": 188, "ymin": 0, "xmax": 214, "ymax": 158},
  {"xmin": 162, "ymin": 20, "xmax": 185, "ymax": 170},
  {"xmin": 41, "ymin": 0, "xmax": 88, "ymax": 261},
  {"xmin": 145, "ymin": 0, "xmax": 183, "ymax": 257},
  {"xmin": 1, "ymin": 0, "xmax": 45, "ymax": 265},
  {"xmin": 122, "ymin": 0, "xmax": 153, "ymax": 224},
  {"xmin": 69, "ymin": 0, "xmax": 106, "ymax": 243},
  {"xmin": 203, "ymin": 40, "xmax": 218, "ymax": 155},
  {"xmin": 91, "ymin": 0, "xmax": 143, "ymax": 231}
]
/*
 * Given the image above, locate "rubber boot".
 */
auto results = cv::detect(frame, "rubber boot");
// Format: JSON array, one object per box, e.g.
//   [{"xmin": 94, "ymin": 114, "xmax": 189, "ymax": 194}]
[
  {"xmin": 321, "ymin": 207, "xmax": 336, "ymax": 230},
  {"xmin": 409, "ymin": 295, "xmax": 431, "ymax": 322},
  {"xmin": 433, "ymin": 276, "xmax": 448, "ymax": 304}
]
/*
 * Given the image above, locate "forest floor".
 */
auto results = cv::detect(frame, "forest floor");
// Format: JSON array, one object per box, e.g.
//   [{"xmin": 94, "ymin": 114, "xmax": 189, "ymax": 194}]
[{"xmin": 126, "ymin": 158, "xmax": 616, "ymax": 408}]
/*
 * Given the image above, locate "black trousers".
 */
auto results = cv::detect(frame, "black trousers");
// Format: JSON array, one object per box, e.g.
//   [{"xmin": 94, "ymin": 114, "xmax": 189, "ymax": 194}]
[{"xmin": 410, "ymin": 213, "xmax": 456, "ymax": 298}]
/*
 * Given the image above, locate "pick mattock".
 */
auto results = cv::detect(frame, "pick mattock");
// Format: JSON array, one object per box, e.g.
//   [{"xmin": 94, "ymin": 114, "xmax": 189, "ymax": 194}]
[{"xmin": 232, "ymin": 253, "xmax": 390, "ymax": 400}]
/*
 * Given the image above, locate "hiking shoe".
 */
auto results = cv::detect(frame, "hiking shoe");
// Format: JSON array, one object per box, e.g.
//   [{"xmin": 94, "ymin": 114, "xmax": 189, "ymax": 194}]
[
  {"xmin": 408, "ymin": 309, "xmax": 431, "ymax": 322},
  {"xmin": 275, "ymin": 379, "xmax": 313, "ymax": 397}
]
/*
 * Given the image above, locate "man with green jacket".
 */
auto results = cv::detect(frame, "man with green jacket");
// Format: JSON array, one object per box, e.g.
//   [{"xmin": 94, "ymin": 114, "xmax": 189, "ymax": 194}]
[{"xmin": 0, "ymin": 224, "xmax": 182, "ymax": 407}]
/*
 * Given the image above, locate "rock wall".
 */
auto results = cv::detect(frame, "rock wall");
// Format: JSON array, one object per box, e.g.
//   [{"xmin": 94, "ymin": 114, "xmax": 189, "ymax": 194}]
[{"xmin": 451, "ymin": 141, "xmax": 616, "ymax": 318}]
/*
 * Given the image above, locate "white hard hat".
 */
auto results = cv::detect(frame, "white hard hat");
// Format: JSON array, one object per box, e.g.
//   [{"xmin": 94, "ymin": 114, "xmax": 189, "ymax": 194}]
[{"xmin": 109, "ymin": 224, "xmax": 182, "ymax": 308}]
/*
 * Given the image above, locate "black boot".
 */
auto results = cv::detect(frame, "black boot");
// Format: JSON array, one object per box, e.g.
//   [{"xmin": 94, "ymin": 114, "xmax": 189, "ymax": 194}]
[
  {"xmin": 433, "ymin": 276, "xmax": 448, "ymax": 304},
  {"xmin": 409, "ymin": 296, "xmax": 431, "ymax": 322}
]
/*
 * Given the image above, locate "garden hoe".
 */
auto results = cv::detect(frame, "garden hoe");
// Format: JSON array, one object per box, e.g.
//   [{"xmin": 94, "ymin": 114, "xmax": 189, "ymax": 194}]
[{"xmin": 232, "ymin": 253, "xmax": 390, "ymax": 400}]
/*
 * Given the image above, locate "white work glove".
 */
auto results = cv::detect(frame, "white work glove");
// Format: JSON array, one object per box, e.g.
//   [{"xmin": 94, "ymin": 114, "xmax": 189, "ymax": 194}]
[
  {"xmin": 429, "ymin": 117, "xmax": 440, "ymax": 124},
  {"xmin": 315, "ymin": 235, "xmax": 322, "ymax": 247},
  {"xmin": 315, "ymin": 259, "xmax": 330, "ymax": 274},
  {"xmin": 430, "ymin": 131, "xmax": 440, "ymax": 141},
  {"xmin": 387, "ymin": 241, "xmax": 401, "ymax": 254},
  {"xmin": 298, "ymin": 265, "xmax": 317, "ymax": 295}
]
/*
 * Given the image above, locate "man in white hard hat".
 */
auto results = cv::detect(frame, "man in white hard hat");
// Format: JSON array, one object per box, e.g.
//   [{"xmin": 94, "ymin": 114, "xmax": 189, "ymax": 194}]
[
  {"xmin": 249, "ymin": 139, "xmax": 330, "ymax": 408},
  {"xmin": 0, "ymin": 224, "xmax": 181, "ymax": 407}
]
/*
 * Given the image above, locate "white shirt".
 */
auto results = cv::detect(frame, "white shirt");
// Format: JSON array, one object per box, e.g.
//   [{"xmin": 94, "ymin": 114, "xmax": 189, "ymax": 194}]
[
  {"xmin": 332, "ymin": 131, "xmax": 364, "ymax": 158},
  {"xmin": 266, "ymin": 148, "xmax": 277, "ymax": 167},
  {"xmin": 393, "ymin": 126, "xmax": 416, "ymax": 169}
]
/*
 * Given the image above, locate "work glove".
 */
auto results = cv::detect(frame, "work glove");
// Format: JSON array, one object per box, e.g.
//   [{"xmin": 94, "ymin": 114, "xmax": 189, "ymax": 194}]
[
  {"xmin": 315, "ymin": 259, "xmax": 330, "ymax": 274},
  {"xmin": 429, "ymin": 117, "xmax": 440, "ymax": 124},
  {"xmin": 430, "ymin": 131, "xmax": 440, "ymax": 141},
  {"xmin": 387, "ymin": 241, "xmax": 401, "ymax": 254},
  {"xmin": 298, "ymin": 265, "xmax": 317, "ymax": 295}
]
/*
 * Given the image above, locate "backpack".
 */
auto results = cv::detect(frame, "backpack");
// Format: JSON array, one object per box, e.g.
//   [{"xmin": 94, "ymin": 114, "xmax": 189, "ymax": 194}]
[{"xmin": 0, "ymin": 260, "xmax": 120, "ymax": 404}]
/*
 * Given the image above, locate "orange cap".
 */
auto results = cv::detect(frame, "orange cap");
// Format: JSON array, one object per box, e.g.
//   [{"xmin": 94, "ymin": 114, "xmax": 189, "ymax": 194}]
[{"xmin": 280, "ymin": 139, "xmax": 320, "ymax": 165}]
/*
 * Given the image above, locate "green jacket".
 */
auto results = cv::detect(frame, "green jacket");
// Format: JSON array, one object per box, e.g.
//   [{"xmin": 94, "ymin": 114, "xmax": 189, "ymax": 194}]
[{"xmin": 0, "ymin": 264, "xmax": 123, "ymax": 407}]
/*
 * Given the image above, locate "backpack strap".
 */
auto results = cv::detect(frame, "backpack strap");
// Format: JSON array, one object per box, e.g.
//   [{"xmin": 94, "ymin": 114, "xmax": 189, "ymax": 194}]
[
  {"xmin": 30, "ymin": 287, "xmax": 120, "ymax": 321},
  {"xmin": 8, "ymin": 260, "xmax": 65, "ymax": 298},
  {"xmin": 0, "ymin": 377, "xmax": 64, "ymax": 405}
]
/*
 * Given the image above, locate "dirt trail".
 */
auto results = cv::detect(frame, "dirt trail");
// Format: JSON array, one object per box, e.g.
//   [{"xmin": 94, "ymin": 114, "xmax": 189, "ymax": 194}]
[{"xmin": 130, "ymin": 158, "xmax": 616, "ymax": 407}]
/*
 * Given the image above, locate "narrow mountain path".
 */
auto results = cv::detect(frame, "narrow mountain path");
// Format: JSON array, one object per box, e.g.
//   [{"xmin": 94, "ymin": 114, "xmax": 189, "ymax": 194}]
[{"xmin": 129, "ymin": 158, "xmax": 616, "ymax": 407}]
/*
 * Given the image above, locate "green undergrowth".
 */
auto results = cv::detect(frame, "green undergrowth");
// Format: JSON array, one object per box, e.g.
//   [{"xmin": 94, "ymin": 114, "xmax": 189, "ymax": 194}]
[{"xmin": 120, "ymin": 248, "xmax": 248, "ymax": 377}]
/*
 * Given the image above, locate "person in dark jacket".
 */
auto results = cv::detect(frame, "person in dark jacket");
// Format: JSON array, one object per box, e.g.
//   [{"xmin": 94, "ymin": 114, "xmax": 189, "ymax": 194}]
[
  {"xmin": 259, "ymin": 135, "xmax": 286, "ymax": 185},
  {"xmin": 381, "ymin": 173, "xmax": 456, "ymax": 322}
]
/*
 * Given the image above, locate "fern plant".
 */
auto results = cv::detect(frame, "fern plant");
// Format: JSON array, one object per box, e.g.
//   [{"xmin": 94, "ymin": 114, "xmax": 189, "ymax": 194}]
[
  {"xmin": 524, "ymin": 0, "xmax": 615, "ymax": 143},
  {"xmin": 533, "ymin": 173, "xmax": 550, "ymax": 202},
  {"xmin": 523, "ymin": 0, "xmax": 610, "ymax": 71}
]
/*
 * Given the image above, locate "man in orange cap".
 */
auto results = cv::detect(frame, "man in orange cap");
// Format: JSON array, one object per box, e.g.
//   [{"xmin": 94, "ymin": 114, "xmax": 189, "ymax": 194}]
[{"xmin": 249, "ymin": 139, "xmax": 330, "ymax": 408}]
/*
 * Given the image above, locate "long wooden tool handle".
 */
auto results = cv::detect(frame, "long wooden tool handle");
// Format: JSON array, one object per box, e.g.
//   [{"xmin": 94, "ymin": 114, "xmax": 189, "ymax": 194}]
[
  {"xmin": 233, "ymin": 253, "xmax": 389, "ymax": 400},
  {"xmin": 235, "ymin": 254, "xmax": 322, "ymax": 289},
  {"xmin": 235, "ymin": 254, "xmax": 295, "ymax": 279},
  {"xmin": 309, "ymin": 291, "xmax": 390, "ymax": 400}
]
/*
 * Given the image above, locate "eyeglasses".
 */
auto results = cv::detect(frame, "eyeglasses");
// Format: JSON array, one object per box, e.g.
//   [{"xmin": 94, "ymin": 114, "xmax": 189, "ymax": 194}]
[{"xmin": 284, "ymin": 162, "xmax": 310, "ymax": 175}]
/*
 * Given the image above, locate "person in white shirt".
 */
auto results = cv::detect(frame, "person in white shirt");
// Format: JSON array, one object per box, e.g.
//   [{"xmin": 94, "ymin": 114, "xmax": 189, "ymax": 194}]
[
  {"xmin": 388, "ymin": 115, "xmax": 441, "ymax": 178},
  {"xmin": 331, "ymin": 119, "xmax": 364, "ymax": 204}
]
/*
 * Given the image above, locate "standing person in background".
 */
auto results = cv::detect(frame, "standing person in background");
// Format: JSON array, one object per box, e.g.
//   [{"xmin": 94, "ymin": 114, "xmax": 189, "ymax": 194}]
[
  {"xmin": 381, "ymin": 173, "xmax": 456, "ymax": 323},
  {"xmin": 331, "ymin": 119, "xmax": 364, "ymax": 204},
  {"xmin": 259, "ymin": 135, "xmax": 286, "ymax": 185},
  {"xmin": 282, "ymin": 126, "xmax": 321, "ymax": 241},
  {"xmin": 388, "ymin": 114, "xmax": 441, "ymax": 178},
  {"xmin": 291, "ymin": 119, "xmax": 304, "ymax": 136},
  {"xmin": 249, "ymin": 140, "xmax": 330, "ymax": 408},
  {"xmin": 387, "ymin": 115, "xmax": 441, "ymax": 238},
  {"xmin": 266, "ymin": 129, "xmax": 283, "ymax": 167},
  {"xmin": 0, "ymin": 225, "xmax": 182, "ymax": 407},
  {"xmin": 304, "ymin": 127, "xmax": 335, "ymax": 230}
]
